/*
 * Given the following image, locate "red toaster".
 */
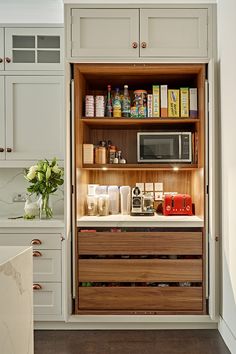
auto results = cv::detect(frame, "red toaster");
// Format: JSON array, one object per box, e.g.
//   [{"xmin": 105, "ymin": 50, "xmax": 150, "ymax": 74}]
[{"xmin": 163, "ymin": 194, "xmax": 192, "ymax": 216}]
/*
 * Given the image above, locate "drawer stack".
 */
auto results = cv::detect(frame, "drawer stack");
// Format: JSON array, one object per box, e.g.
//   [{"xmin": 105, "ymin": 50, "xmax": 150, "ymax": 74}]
[{"xmin": 77, "ymin": 230, "xmax": 204, "ymax": 314}]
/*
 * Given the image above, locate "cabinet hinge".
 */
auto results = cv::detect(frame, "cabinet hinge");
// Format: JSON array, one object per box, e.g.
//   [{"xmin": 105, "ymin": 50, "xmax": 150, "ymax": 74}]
[
  {"xmin": 206, "ymin": 185, "xmax": 209, "ymax": 194},
  {"xmin": 215, "ymin": 236, "xmax": 219, "ymax": 242},
  {"xmin": 71, "ymin": 185, "xmax": 74, "ymax": 194}
]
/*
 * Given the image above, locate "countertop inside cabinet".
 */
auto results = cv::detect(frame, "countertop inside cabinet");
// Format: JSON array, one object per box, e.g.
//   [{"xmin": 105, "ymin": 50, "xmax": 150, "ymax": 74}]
[
  {"xmin": 0, "ymin": 216, "xmax": 65, "ymax": 228},
  {"xmin": 77, "ymin": 214, "xmax": 204, "ymax": 228}
]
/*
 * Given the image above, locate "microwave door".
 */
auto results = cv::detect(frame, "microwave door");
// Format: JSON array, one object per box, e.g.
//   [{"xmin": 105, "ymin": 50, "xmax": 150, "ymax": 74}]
[{"xmin": 140, "ymin": 134, "xmax": 180, "ymax": 162}]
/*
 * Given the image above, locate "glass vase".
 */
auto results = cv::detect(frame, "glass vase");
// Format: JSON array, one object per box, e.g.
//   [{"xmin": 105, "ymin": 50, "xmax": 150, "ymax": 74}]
[{"xmin": 39, "ymin": 194, "xmax": 53, "ymax": 219}]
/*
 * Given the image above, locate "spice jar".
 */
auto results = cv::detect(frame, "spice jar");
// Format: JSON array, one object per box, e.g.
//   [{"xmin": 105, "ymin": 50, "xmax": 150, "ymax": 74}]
[{"xmin": 95, "ymin": 141, "xmax": 107, "ymax": 164}]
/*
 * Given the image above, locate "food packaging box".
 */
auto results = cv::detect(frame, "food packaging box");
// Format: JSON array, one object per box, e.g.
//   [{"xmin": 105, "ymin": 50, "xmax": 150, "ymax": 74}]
[
  {"xmin": 189, "ymin": 88, "xmax": 198, "ymax": 118},
  {"xmin": 160, "ymin": 85, "xmax": 168, "ymax": 117},
  {"xmin": 180, "ymin": 87, "xmax": 189, "ymax": 117},
  {"xmin": 147, "ymin": 94, "xmax": 153, "ymax": 117},
  {"xmin": 152, "ymin": 85, "xmax": 160, "ymax": 117},
  {"xmin": 168, "ymin": 89, "xmax": 179, "ymax": 117},
  {"xmin": 83, "ymin": 144, "xmax": 94, "ymax": 164}
]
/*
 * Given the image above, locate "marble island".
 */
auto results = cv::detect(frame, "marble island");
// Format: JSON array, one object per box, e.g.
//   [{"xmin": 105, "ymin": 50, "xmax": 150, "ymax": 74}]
[{"xmin": 0, "ymin": 246, "xmax": 33, "ymax": 354}]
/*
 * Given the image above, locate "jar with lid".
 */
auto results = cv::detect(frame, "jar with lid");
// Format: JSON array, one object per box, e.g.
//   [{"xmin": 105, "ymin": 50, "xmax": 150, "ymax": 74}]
[
  {"xmin": 97, "ymin": 194, "xmax": 109, "ymax": 216},
  {"xmin": 86, "ymin": 195, "xmax": 98, "ymax": 216},
  {"xmin": 131, "ymin": 90, "xmax": 147, "ymax": 118},
  {"xmin": 95, "ymin": 141, "xmax": 107, "ymax": 164}
]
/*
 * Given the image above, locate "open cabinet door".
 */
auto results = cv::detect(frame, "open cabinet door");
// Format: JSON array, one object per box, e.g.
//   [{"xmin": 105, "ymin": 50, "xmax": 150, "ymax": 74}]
[{"xmin": 207, "ymin": 59, "xmax": 219, "ymax": 320}]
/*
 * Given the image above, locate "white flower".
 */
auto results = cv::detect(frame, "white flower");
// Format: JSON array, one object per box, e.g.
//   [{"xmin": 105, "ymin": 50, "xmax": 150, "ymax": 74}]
[
  {"xmin": 52, "ymin": 164, "xmax": 61, "ymax": 174},
  {"xmin": 26, "ymin": 165, "xmax": 37, "ymax": 180}
]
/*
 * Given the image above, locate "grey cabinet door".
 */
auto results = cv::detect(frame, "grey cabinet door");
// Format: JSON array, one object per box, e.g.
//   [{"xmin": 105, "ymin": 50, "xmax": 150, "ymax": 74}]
[
  {"xmin": 0, "ymin": 77, "xmax": 5, "ymax": 160},
  {"xmin": 71, "ymin": 9, "xmax": 139, "ymax": 58},
  {"xmin": 140, "ymin": 9, "xmax": 208, "ymax": 58},
  {"xmin": 5, "ymin": 76, "xmax": 64, "ymax": 160},
  {"xmin": 0, "ymin": 28, "xmax": 4, "ymax": 70}
]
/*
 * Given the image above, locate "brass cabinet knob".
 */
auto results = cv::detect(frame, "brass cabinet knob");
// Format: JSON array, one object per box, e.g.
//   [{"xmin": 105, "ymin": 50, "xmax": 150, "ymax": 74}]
[
  {"xmin": 5, "ymin": 57, "xmax": 11, "ymax": 63},
  {"xmin": 0, "ymin": 58, "xmax": 3, "ymax": 63},
  {"xmin": 0, "ymin": 148, "xmax": 4, "ymax": 152},
  {"xmin": 141, "ymin": 42, "xmax": 147, "ymax": 49},
  {"xmin": 6, "ymin": 148, "xmax": 12, "ymax": 152},
  {"xmin": 33, "ymin": 284, "xmax": 42, "ymax": 290},
  {"xmin": 132, "ymin": 42, "xmax": 138, "ymax": 49},
  {"xmin": 33, "ymin": 251, "xmax": 42, "ymax": 257},
  {"xmin": 31, "ymin": 239, "xmax": 42, "ymax": 245}
]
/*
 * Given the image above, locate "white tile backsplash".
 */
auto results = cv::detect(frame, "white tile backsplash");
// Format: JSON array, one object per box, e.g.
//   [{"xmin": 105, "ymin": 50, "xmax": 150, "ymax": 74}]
[{"xmin": 0, "ymin": 169, "xmax": 64, "ymax": 217}]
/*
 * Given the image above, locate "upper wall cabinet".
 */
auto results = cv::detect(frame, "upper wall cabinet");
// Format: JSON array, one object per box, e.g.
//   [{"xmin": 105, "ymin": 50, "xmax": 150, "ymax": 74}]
[
  {"xmin": 71, "ymin": 9, "xmax": 139, "ymax": 58},
  {"xmin": 0, "ymin": 28, "xmax": 4, "ymax": 70},
  {"xmin": 69, "ymin": 8, "xmax": 208, "ymax": 59},
  {"xmin": 4, "ymin": 28, "xmax": 64, "ymax": 70}
]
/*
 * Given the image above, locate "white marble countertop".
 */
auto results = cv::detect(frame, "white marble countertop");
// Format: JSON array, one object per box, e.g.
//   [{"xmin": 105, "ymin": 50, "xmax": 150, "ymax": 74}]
[
  {"xmin": 0, "ymin": 246, "xmax": 32, "ymax": 265},
  {"xmin": 77, "ymin": 214, "xmax": 204, "ymax": 228},
  {"xmin": 0, "ymin": 216, "xmax": 65, "ymax": 228}
]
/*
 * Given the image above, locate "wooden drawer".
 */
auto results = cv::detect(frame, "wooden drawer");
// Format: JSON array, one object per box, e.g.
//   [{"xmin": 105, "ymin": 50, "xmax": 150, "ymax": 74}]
[
  {"xmin": 0, "ymin": 233, "xmax": 62, "ymax": 249},
  {"xmin": 79, "ymin": 287, "xmax": 203, "ymax": 311},
  {"xmin": 33, "ymin": 282, "xmax": 61, "ymax": 315},
  {"xmin": 33, "ymin": 250, "xmax": 61, "ymax": 282},
  {"xmin": 78, "ymin": 232, "xmax": 202, "ymax": 255},
  {"xmin": 79, "ymin": 259, "xmax": 202, "ymax": 282}
]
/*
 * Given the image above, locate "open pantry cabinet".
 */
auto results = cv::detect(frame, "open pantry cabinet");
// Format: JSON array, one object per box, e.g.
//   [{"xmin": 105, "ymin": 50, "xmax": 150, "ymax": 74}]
[{"xmin": 70, "ymin": 63, "xmax": 215, "ymax": 316}]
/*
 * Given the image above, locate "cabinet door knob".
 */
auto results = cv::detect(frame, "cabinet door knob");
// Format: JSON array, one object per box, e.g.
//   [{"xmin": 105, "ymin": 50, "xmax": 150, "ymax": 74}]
[
  {"xmin": 0, "ymin": 148, "xmax": 4, "ymax": 152},
  {"xmin": 33, "ymin": 251, "xmax": 42, "ymax": 257},
  {"xmin": 0, "ymin": 58, "xmax": 3, "ymax": 63},
  {"xmin": 6, "ymin": 148, "xmax": 12, "ymax": 152},
  {"xmin": 132, "ymin": 42, "xmax": 138, "ymax": 49},
  {"xmin": 5, "ymin": 57, "xmax": 11, "ymax": 63},
  {"xmin": 31, "ymin": 239, "xmax": 42, "ymax": 245},
  {"xmin": 33, "ymin": 284, "xmax": 42, "ymax": 290},
  {"xmin": 141, "ymin": 42, "xmax": 147, "ymax": 49}
]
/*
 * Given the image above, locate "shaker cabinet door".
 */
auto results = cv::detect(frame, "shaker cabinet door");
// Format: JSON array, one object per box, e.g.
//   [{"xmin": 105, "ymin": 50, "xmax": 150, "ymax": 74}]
[
  {"xmin": 0, "ymin": 28, "xmax": 4, "ymax": 70},
  {"xmin": 140, "ymin": 9, "xmax": 208, "ymax": 58},
  {"xmin": 0, "ymin": 77, "xmax": 5, "ymax": 160},
  {"xmin": 5, "ymin": 76, "xmax": 64, "ymax": 160},
  {"xmin": 71, "ymin": 9, "xmax": 139, "ymax": 58}
]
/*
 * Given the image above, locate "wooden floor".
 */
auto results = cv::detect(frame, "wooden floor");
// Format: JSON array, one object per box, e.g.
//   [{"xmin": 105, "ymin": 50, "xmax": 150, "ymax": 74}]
[{"xmin": 34, "ymin": 329, "xmax": 230, "ymax": 354}]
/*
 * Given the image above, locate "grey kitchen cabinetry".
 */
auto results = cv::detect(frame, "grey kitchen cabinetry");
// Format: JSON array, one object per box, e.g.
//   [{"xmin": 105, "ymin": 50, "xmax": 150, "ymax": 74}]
[
  {"xmin": 0, "ymin": 75, "xmax": 64, "ymax": 161},
  {"xmin": 69, "ymin": 8, "xmax": 208, "ymax": 59},
  {"xmin": 0, "ymin": 232, "xmax": 63, "ymax": 319},
  {"xmin": 3, "ymin": 27, "xmax": 64, "ymax": 71},
  {"xmin": 0, "ymin": 28, "xmax": 4, "ymax": 70}
]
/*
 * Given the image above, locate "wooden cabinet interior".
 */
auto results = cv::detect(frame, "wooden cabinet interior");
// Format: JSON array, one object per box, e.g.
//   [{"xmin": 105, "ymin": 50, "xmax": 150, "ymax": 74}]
[{"xmin": 73, "ymin": 63, "xmax": 206, "ymax": 315}]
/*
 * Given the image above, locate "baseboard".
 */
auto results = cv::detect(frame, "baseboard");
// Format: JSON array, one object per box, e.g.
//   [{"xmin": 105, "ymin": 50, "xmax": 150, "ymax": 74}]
[{"xmin": 219, "ymin": 317, "xmax": 236, "ymax": 354}]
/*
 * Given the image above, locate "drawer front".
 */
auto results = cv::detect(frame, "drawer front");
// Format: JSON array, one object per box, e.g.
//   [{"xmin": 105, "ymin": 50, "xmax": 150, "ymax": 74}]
[
  {"xmin": 33, "ymin": 250, "xmax": 61, "ymax": 282},
  {"xmin": 79, "ymin": 287, "xmax": 203, "ymax": 311},
  {"xmin": 79, "ymin": 259, "xmax": 202, "ymax": 282},
  {"xmin": 0, "ymin": 233, "xmax": 62, "ymax": 249},
  {"xmin": 79, "ymin": 232, "xmax": 202, "ymax": 255},
  {"xmin": 33, "ymin": 282, "xmax": 61, "ymax": 315}
]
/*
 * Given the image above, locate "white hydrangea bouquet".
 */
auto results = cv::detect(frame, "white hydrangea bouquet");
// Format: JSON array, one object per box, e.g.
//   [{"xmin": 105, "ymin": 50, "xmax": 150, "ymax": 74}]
[{"xmin": 25, "ymin": 158, "xmax": 64, "ymax": 219}]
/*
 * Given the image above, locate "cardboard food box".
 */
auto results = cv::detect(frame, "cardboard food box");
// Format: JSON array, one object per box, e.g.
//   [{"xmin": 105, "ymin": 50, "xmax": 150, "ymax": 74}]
[
  {"xmin": 152, "ymin": 85, "xmax": 160, "ymax": 117},
  {"xmin": 160, "ymin": 85, "xmax": 168, "ymax": 117},
  {"xmin": 190, "ymin": 88, "xmax": 198, "ymax": 118},
  {"xmin": 168, "ymin": 89, "xmax": 179, "ymax": 117},
  {"xmin": 180, "ymin": 87, "xmax": 189, "ymax": 118}
]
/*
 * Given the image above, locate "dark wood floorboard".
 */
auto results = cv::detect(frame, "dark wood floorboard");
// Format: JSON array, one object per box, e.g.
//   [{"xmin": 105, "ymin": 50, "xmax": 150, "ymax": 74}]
[{"xmin": 34, "ymin": 329, "xmax": 230, "ymax": 354}]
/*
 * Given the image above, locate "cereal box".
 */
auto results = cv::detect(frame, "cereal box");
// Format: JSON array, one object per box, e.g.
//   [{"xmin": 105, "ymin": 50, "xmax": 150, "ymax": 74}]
[
  {"xmin": 180, "ymin": 87, "xmax": 189, "ymax": 118},
  {"xmin": 189, "ymin": 88, "xmax": 198, "ymax": 118},
  {"xmin": 160, "ymin": 85, "xmax": 168, "ymax": 117},
  {"xmin": 147, "ymin": 94, "xmax": 153, "ymax": 117},
  {"xmin": 152, "ymin": 85, "xmax": 160, "ymax": 117},
  {"xmin": 168, "ymin": 89, "xmax": 179, "ymax": 117}
]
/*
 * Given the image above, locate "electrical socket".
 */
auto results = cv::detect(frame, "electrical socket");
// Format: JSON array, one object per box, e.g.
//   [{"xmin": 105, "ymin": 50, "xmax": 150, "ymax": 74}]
[{"xmin": 12, "ymin": 193, "xmax": 27, "ymax": 203}]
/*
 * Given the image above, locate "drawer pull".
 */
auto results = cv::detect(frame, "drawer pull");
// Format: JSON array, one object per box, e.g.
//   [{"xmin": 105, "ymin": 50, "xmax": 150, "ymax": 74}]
[
  {"xmin": 132, "ymin": 42, "xmax": 138, "ymax": 49},
  {"xmin": 0, "ymin": 147, "xmax": 4, "ymax": 152},
  {"xmin": 33, "ymin": 284, "xmax": 42, "ymax": 290},
  {"xmin": 5, "ymin": 57, "xmax": 11, "ymax": 63},
  {"xmin": 31, "ymin": 239, "xmax": 42, "ymax": 245},
  {"xmin": 6, "ymin": 148, "xmax": 12, "ymax": 152},
  {"xmin": 0, "ymin": 57, "xmax": 3, "ymax": 63},
  {"xmin": 33, "ymin": 251, "xmax": 42, "ymax": 257},
  {"xmin": 141, "ymin": 42, "xmax": 147, "ymax": 49}
]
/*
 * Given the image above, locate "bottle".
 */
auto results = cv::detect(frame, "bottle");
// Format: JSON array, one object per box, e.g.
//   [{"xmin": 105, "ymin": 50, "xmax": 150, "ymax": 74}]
[
  {"xmin": 113, "ymin": 88, "xmax": 122, "ymax": 117},
  {"xmin": 105, "ymin": 85, "xmax": 113, "ymax": 117},
  {"xmin": 122, "ymin": 85, "xmax": 131, "ymax": 117}
]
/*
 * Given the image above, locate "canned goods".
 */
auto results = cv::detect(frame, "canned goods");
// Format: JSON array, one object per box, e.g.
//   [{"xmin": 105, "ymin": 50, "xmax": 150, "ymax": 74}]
[{"xmin": 131, "ymin": 90, "xmax": 147, "ymax": 118}]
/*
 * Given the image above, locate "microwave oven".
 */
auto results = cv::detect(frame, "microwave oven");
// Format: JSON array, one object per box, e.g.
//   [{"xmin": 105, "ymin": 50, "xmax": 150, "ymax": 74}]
[{"xmin": 137, "ymin": 132, "xmax": 192, "ymax": 163}]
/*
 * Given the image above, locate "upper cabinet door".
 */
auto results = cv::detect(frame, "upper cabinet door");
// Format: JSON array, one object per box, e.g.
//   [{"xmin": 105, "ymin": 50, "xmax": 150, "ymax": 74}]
[
  {"xmin": 0, "ymin": 28, "xmax": 4, "ymax": 70},
  {"xmin": 140, "ymin": 9, "xmax": 208, "ymax": 58},
  {"xmin": 0, "ymin": 77, "xmax": 5, "ymax": 160},
  {"xmin": 5, "ymin": 76, "xmax": 64, "ymax": 161},
  {"xmin": 5, "ymin": 28, "xmax": 64, "ymax": 70},
  {"xmin": 71, "ymin": 9, "xmax": 139, "ymax": 58}
]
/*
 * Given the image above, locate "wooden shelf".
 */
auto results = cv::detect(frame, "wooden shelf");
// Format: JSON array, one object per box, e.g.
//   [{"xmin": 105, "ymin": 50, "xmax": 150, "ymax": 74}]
[
  {"xmin": 81, "ymin": 117, "xmax": 199, "ymax": 126},
  {"xmin": 82, "ymin": 163, "xmax": 198, "ymax": 171}
]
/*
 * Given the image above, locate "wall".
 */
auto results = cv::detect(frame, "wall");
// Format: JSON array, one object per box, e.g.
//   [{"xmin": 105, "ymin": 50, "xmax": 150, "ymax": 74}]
[
  {"xmin": 0, "ymin": 169, "xmax": 64, "ymax": 217},
  {"xmin": 0, "ymin": 0, "xmax": 63, "ymax": 23},
  {"xmin": 218, "ymin": 0, "xmax": 236, "ymax": 353}
]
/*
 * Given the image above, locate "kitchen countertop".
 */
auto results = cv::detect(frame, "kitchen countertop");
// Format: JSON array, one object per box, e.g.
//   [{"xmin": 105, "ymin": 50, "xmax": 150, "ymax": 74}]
[
  {"xmin": 0, "ymin": 216, "xmax": 65, "ymax": 228},
  {"xmin": 77, "ymin": 214, "xmax": 204, "ymax": 228}
]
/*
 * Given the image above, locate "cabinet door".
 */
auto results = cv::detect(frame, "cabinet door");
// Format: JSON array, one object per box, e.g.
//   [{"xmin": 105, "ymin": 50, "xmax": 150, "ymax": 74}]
[
  {"xmin": 5, "ymin": 76, "xmax": 64, "ymax": 160},
  {"xmin": 71, "ymin": 9, "xmax": 139, "ymax": 58},
  {"xmin": 0, "ymin": 77, "xmax": 5, "ymax": 160},
  {"xmin": 140, "ymin": 9, "xmax": 208, "ymax": 58},
  {"xmin": 0, "ymin": 28, "xmax": 4, "ymax": 70},
  {"xmin": 5, "ymin": 28, "xmax": 64, "ymax": 70}
]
